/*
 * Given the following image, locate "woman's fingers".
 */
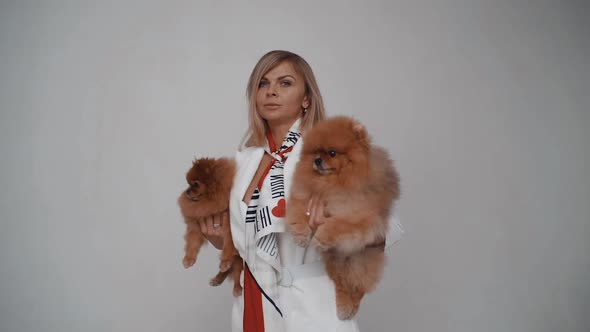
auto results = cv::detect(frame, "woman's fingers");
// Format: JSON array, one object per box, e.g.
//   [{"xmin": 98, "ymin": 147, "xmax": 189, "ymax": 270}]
[
  {"xmin": 308, "ymin": 193, "xmax": 326, "ymax": 229},
  {"xmin": 198, "ymin": 217, "xmax": 208, "ymax": 234},
  {"xmin": 206, "ymin": 215, "xmax": 216, "ymax": 235},
  {"xmin": 309, "ymin": 200, "xmax": 317, "ymax": 228},
  {"xmin": 220, "ymin": 211, "xmax": 229, "ymax": 233},
  {"xmin": 197, "ymin": 212, "xmax": 227, "ymax": 236},
  {"xmin": 194, "ymin": 213, "xmax": 227, "ymax": 250},
  {"xmin": 311, "ymin": 202, "xmax": 325, "ymax": 228},
  {"xmin": 212, "ymin": 213, "xmax": 224, "ymax": 236},
  {"xmin": 316, "ymin": 203, "xmax": 326, "ymax": 226}
]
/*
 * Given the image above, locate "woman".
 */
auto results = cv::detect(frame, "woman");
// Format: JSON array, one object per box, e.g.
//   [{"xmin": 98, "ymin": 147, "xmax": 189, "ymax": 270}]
[{"xmin": 199, "ymin": 50, "xmax": 403, "ymax": 331}]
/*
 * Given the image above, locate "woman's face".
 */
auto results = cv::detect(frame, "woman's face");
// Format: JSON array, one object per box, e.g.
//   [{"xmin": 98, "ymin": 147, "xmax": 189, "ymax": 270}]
[{"xmin": 256, "ymin": 61, "xmax": 309, "ymax": 128}]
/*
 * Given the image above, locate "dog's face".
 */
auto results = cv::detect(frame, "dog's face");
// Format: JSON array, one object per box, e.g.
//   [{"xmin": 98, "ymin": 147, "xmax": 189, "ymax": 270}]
[
  {"xmin": 302, "ymin": 116, "xmax": 371, "ymax": 178},
  {"xmin": 184, "ymin": 158, "xmax": 218, "ymax": 201}
]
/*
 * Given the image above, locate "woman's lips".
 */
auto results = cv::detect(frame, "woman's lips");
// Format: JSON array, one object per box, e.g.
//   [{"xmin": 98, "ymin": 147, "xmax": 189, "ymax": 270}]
[{"xmin": 264, "ymin": 103, "xmax": 281, "ymax": 109}]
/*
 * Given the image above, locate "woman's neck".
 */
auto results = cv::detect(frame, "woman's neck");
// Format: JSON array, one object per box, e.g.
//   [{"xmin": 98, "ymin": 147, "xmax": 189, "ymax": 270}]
[
  {"xmin": 267, "ymin": 118, "xmax": 300, "ymax": 150},
  {"xmin": 269, "ymin": 126, "xmax": 288, "ymax": 149}
]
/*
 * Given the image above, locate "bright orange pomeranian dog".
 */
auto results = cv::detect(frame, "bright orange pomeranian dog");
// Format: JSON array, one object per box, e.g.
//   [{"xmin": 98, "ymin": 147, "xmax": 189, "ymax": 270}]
[
  {"xmin": 178, "ymin": 157, "xmax": 243, "ymax": 297},
  {"xmin": 287, "ymin": 116, "xmax": 400, "ymax": 319}
]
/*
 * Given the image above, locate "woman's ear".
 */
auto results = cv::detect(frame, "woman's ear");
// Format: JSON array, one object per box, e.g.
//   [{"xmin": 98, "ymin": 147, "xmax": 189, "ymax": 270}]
[{"xmin": 302, "ymin": 95, "xmax": 310, "ymax": 109}]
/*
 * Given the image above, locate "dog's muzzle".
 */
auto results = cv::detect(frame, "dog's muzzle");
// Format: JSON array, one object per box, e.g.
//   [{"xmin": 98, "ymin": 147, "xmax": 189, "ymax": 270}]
[{"xmin": 313, "ymin": 157, "xmax": 331, "ymax": 174}]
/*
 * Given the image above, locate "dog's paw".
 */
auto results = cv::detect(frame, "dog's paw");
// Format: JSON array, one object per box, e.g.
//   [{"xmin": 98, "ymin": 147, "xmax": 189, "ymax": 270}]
[
  {"xmin": 209, "ymin": 276, "xmax": 223, "ymax": 287},
  {"xmin": 335, "ymin": 290, "xmax": 360, "ymax": 320},
  {"xmin": 293, "ymin": 234, "xmax": 311, "ymax": 247},
  {"xmin": 311, "ymin": 229, "xmax": 337, "ymax": 251},
  {"xmin": 219, "ymin": 259, "xmax": 232, "ymax": 273},
  {"xmin": 233, "ymin": 285, "xmax": 243, "ymax": 297},
  {"xmin": 311, "ymin": 237, "xmax": 325, "ymax": 251},
  {"xmin": 289, "ymin": 222, "xmax": 313, "ymax": 247},
  {"xmin": 311, "ymin": 237, "xmax": 333, "ymax": 251},
  {"xmin": 336, "ymin": 301, "xmax": 358, "ymax": 320},
  {"xmin": 291, "ymin": 230, "xmax": 312, "ymax": 247},
  {"xmin": 183, "ymin": 256, "xmax": 196, "ymax": 268}
]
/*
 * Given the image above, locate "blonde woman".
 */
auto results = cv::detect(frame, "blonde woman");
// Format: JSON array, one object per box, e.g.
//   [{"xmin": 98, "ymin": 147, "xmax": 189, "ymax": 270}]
[{"xmin": 200, "ymin": 50, "xmax": 402, "ymax": 331}]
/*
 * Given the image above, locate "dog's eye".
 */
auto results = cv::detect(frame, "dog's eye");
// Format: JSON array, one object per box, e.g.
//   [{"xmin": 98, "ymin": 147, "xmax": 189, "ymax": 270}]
[
  {"xmin": 192, "ymin": 181, "xmax": 200, "ymax": 187},
  {"xmin": 327, "ymin": 149, "xmax": 337, "ymax": 157}
]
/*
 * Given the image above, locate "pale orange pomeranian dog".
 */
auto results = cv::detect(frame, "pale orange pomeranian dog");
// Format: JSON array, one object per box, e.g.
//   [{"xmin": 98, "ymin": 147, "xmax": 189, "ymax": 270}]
[
  {"xmin": 178, "ymin": 157, "xmax": 243, "ymax": 297},
  {"xmin": 287, "ymin": 116, "xmax": 400, "ymax": 319}
]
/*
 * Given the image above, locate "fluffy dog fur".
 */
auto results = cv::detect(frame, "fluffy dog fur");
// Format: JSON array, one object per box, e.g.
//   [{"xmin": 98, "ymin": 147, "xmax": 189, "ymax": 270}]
[
  {"xmin": 178, "ymin": 157, "xmax": 243, "ymax": 297},
  {"xmin": 287, "ymin": 116, "xmax": 400, "ymax": 319}
]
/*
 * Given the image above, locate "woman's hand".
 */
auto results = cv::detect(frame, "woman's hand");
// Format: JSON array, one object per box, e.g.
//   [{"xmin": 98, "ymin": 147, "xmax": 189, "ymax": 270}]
[
  {"xmin": 198, "ymin": 211, "xmax": 228, "ymax": 250},
  {"xmin": 307, "ymin": 193, "xmax": 329, "ymax": 230}
]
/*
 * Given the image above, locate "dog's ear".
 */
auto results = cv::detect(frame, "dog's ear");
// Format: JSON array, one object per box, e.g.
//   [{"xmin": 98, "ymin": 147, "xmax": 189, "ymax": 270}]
[{"xmin": 352, "ymin": 121, "xmax": 370, "ymax": 149}]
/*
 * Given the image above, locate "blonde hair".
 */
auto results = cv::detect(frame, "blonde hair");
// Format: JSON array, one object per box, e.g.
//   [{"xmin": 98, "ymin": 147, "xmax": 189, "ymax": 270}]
[{"xmin": 242, "ymin": 50, "xmax": 326, "ymax": 148}]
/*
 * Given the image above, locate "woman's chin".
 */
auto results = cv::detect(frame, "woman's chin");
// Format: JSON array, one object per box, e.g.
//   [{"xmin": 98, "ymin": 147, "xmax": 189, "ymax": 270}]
[{"xmin": 261, "ymin": 112, "xmax": 302, "ymax": 126}]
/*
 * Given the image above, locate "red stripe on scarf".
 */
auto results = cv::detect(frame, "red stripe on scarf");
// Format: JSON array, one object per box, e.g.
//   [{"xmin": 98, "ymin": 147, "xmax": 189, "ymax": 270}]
[
  {"xmin": 267, "ymin": 130, "xmax": 278, "ymax": 152},
  {"xmin": 243, "ymin": 264, "xmax": 265, "ymax": 332},
  {"xmin": 257, "ymin": 130, "xmax": 280, "ymax": 189}
]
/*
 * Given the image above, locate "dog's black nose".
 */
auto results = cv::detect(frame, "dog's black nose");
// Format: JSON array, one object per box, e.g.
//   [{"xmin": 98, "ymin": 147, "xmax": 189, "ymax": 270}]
[{"xmin": 314, "ymin": 158, "xmax": 323, "ymax": 166}]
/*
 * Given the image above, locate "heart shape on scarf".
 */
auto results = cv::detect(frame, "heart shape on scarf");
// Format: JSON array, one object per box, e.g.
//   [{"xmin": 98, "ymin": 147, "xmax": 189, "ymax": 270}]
[{"xmin": 271, "ymin": 198, "xmax": 286, "ymax": 218}]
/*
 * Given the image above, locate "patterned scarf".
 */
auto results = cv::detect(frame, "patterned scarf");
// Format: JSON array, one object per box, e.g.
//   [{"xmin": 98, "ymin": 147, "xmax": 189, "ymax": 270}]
[{"xmin": 247, "ymin": 119, "xmax": 301, "ymax": 271}]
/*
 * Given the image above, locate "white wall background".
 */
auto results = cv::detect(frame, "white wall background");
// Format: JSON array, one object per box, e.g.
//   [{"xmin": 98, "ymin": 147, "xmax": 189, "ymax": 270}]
[{"xmin": 1, "ymin": 1, "xmax": 589, "ymax": 331}]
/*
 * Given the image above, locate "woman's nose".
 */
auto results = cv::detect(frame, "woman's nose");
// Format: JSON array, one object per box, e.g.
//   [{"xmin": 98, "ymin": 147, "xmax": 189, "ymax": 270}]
[{"xmin": 266, "ymin": 84, "xmax": 278, "ymax": 96}]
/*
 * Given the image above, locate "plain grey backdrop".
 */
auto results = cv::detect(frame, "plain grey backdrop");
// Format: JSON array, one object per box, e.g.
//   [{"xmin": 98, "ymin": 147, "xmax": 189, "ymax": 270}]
[{"xmin": 1, "ymin": 0, "xmax": 589, "ymax": 331}]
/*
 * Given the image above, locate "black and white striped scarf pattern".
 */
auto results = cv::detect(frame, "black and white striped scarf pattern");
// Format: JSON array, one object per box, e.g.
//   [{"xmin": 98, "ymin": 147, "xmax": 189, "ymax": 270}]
[{"xmin": 246, "ymin": 120, "xmax": 301, "ymax": 271}]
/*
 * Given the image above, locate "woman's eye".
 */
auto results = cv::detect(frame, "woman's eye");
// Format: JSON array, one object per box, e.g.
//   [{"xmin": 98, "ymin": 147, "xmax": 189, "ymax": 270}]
[
  {"xmin": 328, "ymin": 149, "xmax": 337, "ymax": 157},
  {"xmin": 280, "ymin": 80, "xmax": 292, "ymax": 87},
  {"xmin": 258, "ymin": 80, "xmax": 269, "ymax": 88}
]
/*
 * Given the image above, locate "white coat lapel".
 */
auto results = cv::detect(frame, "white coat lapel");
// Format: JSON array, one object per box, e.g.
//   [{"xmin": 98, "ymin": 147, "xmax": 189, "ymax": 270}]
[
  {"xmin": 232, "ymin": 146, "xmax": 265, "ymax": 216},
  {"xmin": 229, "ymin": 146, "xmax": 264, "ymax": 256}
]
